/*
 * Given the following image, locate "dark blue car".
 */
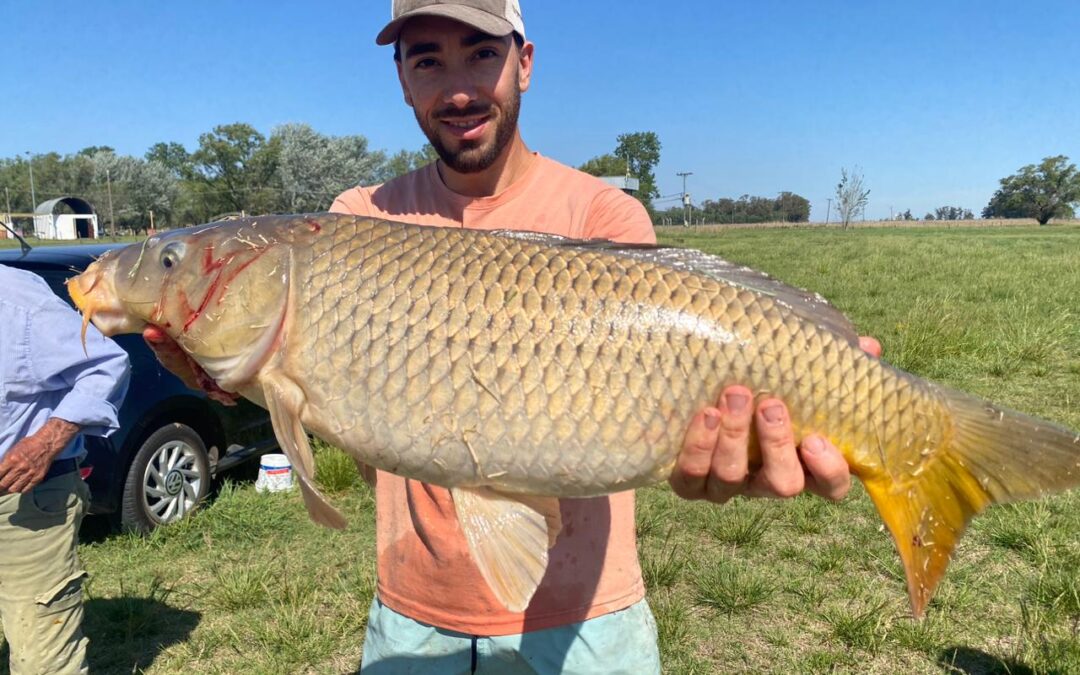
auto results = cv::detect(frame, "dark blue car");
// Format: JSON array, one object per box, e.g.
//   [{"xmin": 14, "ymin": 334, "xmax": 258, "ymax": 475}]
[{"xmin": 0, "ymin": 242, "xmax": 277, "ymax": 532}]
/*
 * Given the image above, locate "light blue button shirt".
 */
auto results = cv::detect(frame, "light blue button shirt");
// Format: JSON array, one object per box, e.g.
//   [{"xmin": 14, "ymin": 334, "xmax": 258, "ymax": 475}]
[{"xmin": 0, "ymin": 265, "xmax": 130, "ymax": 461}]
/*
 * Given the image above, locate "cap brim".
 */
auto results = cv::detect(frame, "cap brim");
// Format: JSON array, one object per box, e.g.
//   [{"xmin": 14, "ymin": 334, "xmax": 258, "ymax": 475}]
[{"xmin": 376, "ymin": 6, "xmax": 515, "ymax": 46}]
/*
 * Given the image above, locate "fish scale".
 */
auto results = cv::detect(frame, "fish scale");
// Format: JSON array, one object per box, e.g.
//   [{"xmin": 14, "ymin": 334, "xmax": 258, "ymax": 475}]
[
  {"xmin": 288, "ymin": 216, "xmax": 889, "ymax": 494},
  {"xmin": 68, "ymin": 213, "xmax": 1080, "ymax": 617}
]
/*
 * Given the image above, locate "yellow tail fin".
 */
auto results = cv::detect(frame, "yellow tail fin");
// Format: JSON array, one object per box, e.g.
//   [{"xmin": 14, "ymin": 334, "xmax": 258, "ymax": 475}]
[{"xmin": 863, "ymin": 388, "xmax": 1080, "ymax": 618}]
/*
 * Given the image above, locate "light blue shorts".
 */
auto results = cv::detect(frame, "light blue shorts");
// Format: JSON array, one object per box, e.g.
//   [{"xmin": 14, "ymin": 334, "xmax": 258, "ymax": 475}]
[{"xmin": 359, "ymin": 596, "xmax": 661, "ymax": 674}]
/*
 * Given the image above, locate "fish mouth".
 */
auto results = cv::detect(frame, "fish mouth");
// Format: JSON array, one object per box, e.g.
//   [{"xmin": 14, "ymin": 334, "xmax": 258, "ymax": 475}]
[{"xmin": 67, "ymin": 269, "xmax": 146, "ymax": 342}]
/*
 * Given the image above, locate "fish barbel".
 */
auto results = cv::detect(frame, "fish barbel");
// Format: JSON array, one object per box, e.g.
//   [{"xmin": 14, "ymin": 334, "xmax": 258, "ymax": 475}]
[{"xmin": 67, "ymin": 213, "xmax": 1080, "ymax": 616}]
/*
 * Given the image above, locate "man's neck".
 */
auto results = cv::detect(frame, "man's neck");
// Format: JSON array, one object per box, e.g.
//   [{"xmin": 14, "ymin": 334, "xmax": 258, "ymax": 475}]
[{"xmin": 436, "ymin": 135, "xmax": 535, "ymax": 198}]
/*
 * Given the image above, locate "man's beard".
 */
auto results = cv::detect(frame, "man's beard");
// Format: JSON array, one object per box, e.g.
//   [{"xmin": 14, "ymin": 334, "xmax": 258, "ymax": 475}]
[{"xmin": 416, "ymin": 82, "xmax": 521, "ymax": 175}]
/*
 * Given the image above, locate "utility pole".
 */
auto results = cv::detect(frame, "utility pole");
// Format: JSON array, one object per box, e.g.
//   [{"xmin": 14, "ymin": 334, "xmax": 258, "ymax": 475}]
[
  {"xmin": 676, "ymin": 171, "xmax": 693, "ymax": 226},
  {"xmin": 25, "ymin": 151, "xmax": 36, "ymax": 212},
  {"xmin": 825, "ymin": 198, "xmax": 832, "ymax": 226},
  {"xmin": 4, "ymin": 187, "xmax": 11, "ymax": 226},
  {"xmin": 106, "ymin": 168, "xmax": 116, "ymax": 237}
]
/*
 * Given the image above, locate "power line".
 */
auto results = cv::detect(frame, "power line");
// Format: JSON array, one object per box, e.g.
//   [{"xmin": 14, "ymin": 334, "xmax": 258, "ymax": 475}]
[{"xmin": 676, "ymin": 171, "xmax": 693, "ymax": 226}]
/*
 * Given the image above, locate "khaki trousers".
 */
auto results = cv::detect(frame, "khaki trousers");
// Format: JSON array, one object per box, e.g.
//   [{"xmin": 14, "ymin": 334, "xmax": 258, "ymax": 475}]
[{"xmin": 0, "ymin": 472, "xmax": 89, "ymax": 675}]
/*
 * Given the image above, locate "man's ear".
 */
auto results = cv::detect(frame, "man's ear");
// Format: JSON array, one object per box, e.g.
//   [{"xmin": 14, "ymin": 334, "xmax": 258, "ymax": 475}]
[
  {"xmin": 396, "ymin": 60, "xmax": 415, "ymax": 107},
  {"xmin": 517, "ymin": 40, "xmax": 534, "ymax": 93}
]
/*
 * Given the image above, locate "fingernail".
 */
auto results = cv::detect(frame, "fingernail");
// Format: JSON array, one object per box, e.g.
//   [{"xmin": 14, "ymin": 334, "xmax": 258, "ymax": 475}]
[
  {"xmin": 725, "ymin": 392, "xmax": 748, "ymax": 413},
  {"xmin": 802, "ymin": 436, "xmax": 824, "ymax": 454},
  {"xmin": 761, "ymin": 403, "xmax": 784, "ymax": 425},
  {"xmin": 704, "ymin": 412, "xmax": 720, "ymax": 430}
]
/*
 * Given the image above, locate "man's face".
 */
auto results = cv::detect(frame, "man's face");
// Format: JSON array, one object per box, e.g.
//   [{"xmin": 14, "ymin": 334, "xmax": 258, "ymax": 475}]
[{"xmin": 396, "ymin": 16, "xmax": 533, "ymax": 174}]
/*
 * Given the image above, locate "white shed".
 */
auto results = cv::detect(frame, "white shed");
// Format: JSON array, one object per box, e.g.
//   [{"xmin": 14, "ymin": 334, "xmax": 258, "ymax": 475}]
[
  {"xmin": 599, "ymin": 175, "xmax": 640, "ymax": 194},
  {"xmin": 33, "ymin": 197, "xmax": 99, "ymax": 240}
]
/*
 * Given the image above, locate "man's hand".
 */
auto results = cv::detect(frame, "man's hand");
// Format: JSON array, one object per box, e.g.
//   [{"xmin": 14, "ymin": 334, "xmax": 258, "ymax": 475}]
[
  {"xmin": 143, "ymin": 326, "xmax": 239, "ymax": 406},
  {"xmin": 0, "ymin": 418, "xmax": 79, "ymax": 494},
  {"xmin": 669, "ymin": 336, "xmax": 882, "ymax": 503}
]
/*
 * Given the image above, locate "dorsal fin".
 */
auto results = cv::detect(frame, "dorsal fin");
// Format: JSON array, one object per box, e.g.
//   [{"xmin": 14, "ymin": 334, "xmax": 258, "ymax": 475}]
[{"xmin": 487, "ymin": 229, "xmax": 861, "ymax": 346}]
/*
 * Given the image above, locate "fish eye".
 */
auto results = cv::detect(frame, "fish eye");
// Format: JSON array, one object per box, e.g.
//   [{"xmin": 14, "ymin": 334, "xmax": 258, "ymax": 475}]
[{"xmin": 160, "ymin": 243, "xmax": 186, "ymax": 270}]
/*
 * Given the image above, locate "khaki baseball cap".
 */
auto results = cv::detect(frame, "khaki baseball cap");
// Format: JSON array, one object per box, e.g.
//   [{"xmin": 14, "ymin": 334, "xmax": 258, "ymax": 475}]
[{"xmin": 376, "ymin": 0, "xmax": 526, "ymax": 46}]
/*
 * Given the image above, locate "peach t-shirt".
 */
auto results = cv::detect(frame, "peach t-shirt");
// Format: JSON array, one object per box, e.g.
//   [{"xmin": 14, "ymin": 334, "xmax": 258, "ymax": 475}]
[{"xmin": 330, "ymin": 153, "xmax": 656, "ymax": 635}]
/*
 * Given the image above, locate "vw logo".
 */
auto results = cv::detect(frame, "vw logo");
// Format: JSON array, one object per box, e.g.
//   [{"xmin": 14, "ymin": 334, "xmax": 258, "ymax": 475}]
[{"xmin": 164, "ymin": 470, "xmax": 184, "ymax": 496}]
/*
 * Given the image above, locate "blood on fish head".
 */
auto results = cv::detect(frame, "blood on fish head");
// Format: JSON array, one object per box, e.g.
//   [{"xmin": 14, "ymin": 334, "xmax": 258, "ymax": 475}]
[{"xmin": 68, "ymin": 216, "xmax": 305, "ymax": 389}]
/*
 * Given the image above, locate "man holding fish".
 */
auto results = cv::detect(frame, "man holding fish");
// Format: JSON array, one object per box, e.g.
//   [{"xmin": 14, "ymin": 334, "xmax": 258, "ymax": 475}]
[
  {"xmin": 332, "ymin": 1, "xmax": 876, "ymax": 671},
  {"xmin": 66, "ymin": 1, "xmax": 1079, "ymax": 670}
]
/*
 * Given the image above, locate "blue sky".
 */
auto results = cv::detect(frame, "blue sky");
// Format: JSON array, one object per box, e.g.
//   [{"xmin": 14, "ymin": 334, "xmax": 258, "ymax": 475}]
[{"xmin": 3, "ymin": 0, "xmax": 1078, "ymax": 220}]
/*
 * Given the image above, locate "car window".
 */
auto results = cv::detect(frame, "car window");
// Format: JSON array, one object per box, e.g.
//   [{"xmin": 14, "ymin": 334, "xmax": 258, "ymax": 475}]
[{"xmin": 33, "ymin": 270, "xmax": 78, "ymax": 308}]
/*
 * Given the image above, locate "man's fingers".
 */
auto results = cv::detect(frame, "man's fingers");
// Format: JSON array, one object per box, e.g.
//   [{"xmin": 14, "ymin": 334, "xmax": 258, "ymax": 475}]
[
  {"xmin": 7, "ymin": 475, "xmax": 31, "ymax": 494},
  {"xmin": 0, "ymin": 465, "xmax": 20, "ymax": 493},
  {"xmin": 800, "ymin": 435, "xmax": 852, "ymax": 501},
  {"xmin": 859, "ymin": 336, "xmax": 882, "ymax": 359},
  {"xmin": 669, "ymin": 408, "xmax": 721, "ymax": 499},
  {"xmin": 704, "ymin": 387, "xmax": 754, "ymax": 503},
  {"xmin": 747, "ymin": 399, "xmax": 805, "ymax": 498}
]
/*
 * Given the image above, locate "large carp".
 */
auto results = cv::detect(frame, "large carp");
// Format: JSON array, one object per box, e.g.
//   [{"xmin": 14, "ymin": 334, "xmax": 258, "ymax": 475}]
[{"xmin": 67, "ymin": 213, "xmax": 1079, "ymax": 616}]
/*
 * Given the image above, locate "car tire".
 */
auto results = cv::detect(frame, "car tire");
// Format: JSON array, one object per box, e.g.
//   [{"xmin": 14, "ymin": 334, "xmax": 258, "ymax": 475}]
[{"xmin": 121, "ymin": 423, "xmax": 211, "ymax": 533}]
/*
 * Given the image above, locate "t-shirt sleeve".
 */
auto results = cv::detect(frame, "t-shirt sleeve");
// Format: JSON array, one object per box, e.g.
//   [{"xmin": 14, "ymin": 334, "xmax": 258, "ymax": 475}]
[
  {"xmin": 329, "ymin": 186, "xmax": 373, "ymax": 216},
  {"xmin": 582, "ymin": 188, "xmax": 657, "ymax": 245}
]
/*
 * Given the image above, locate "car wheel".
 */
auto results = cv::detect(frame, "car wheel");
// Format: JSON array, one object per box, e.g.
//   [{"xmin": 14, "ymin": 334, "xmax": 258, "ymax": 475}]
[{"xmin": 121, "ymin": 423, "xmax": 211, "ymax": 533}]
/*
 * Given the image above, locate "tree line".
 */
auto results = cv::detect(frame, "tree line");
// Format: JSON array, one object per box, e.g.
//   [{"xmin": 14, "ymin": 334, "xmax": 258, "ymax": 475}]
[
  {"xmin": 4, "ymin": 121, "xmax": 1076, "ymax": 233},
  {"xmin": 652, "ymin": 192, "xmax": 812, "ymax": 225},
  {"xmin": 0, "ymin": 123, "xmax": 439, "ymax": 232},
  {"xmin": 892, "ymin": 157, "xmax": 1078, "ymax": 225},
  {"xmin": 3, "ymin": 125, "xmax": 666, "ymax": 233}
]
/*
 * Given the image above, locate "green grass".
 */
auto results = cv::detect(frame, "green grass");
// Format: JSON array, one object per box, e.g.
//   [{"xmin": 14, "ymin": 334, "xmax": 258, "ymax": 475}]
[{"xmin": 12, "ymin": 224, "xmax": 1078, "ymax": 673}]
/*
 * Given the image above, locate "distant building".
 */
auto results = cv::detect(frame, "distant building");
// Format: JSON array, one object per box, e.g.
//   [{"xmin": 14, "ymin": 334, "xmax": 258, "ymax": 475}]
[
  {"xmin": 33, "ymin": 197, "xmax": 99, "ymax": 239},
  {"xmin": 598, "ymin": 175, "xmax": 640, "ymax": 194}
]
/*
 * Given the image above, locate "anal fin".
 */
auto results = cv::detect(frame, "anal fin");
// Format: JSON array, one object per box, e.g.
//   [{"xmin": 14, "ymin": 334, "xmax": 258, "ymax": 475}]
[
  {"xmin": 451, "ymin": 487, "xmax": 562, "ymax": 612},
  {"xmin": 263, "ymin": 372, "xmax": 347, "ymax": 530}
]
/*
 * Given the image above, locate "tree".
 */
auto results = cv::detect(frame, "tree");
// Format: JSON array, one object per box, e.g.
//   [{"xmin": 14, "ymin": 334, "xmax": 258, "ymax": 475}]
[
  {"xmin": 835, "ymin": 167, "xmax": 870, "ymax": 229},
  {"xmin": 77, "ymin": 145, "xmax": 115, "ymax": 157},
  {"xmin": 382, "ymin": 145, "xmax": 438, "ymax": 181},
  {"xmin": 145, "ymin": 142, "xmax": 193, "ymax": 179},
  {"xmin": 776, "ymin": 191, "xmax": 810, "ymax": 223},
  {"xmin": 125, "ymin": 160, "xmax": 178, "ymax": 230},
  {"xmin": 932, "ymin": 206, "xmax": 973, "ymax": 221},
  {"xmin": 982, "ymin": 155, "xmax": 1080, "ymax": 224},
  {"xmin": 272, "ymin": 123, "xmax": 388, "ymax": 212},
  {"xmin": 578, "ymin": 153, "xmax": 628, "ymax": 178},
  {"xmin": 190, "ymin": 123, "xmax": 279, "ymax": 217},
  {"xmin": 614, "ymin": 132, "xmax": 661, "ymax": 208}
]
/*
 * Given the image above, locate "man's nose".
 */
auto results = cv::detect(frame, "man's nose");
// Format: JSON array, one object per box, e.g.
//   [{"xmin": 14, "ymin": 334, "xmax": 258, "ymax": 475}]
[{"xmin": 441, "ymin": 72, "xmax": 479, "ymax": 108}]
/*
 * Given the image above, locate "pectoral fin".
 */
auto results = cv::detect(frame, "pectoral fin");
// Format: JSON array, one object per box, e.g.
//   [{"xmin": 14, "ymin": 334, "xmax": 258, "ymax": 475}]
[
  {"xmin": 451, "ymin": 487, "xmax": 563, "ymax": 612},
  {"xmin": 262, "ymin": 372, "xmax": 347, "ymax": 530},
  {"xmin": 354, "ymin": 458, "xmax": 377, "ymax": 488}
]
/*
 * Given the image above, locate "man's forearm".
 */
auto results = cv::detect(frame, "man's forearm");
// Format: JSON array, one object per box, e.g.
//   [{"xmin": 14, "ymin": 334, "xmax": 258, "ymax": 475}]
[{"xmin": 30, "ymin": 418, "xmax": 81, "ymax": 460}]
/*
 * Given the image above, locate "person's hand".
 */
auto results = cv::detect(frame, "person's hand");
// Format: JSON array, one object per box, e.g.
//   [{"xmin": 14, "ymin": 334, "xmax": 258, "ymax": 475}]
[
  {"xmin": 143, "ymin": 326, "xmax": 239, "ymax": 406},
  {"xmin": 0, "ymin": 418, "xmax": 79, "ymax": 493},
  {"xmin": 669, "ymin": 336, "xmax": 882, "ymax": 503}
]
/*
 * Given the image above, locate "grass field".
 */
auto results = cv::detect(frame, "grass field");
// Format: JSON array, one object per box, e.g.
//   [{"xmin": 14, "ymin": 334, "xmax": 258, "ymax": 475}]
[{"xmin": 10, "ymin": 224, "xmax": 1080, "ymax": 673}]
